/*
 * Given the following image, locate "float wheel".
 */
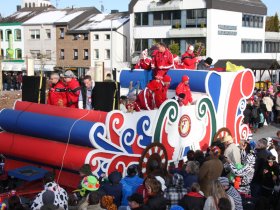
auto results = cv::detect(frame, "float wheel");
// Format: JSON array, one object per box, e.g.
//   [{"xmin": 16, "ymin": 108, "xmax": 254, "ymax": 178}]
[
  {"xmin": 139, "ymin": 143, "xmax": 168, "ymax": 177},
  {"xmin": 213, "ymin": 127, "xmax": 232, "ymax": 142}
]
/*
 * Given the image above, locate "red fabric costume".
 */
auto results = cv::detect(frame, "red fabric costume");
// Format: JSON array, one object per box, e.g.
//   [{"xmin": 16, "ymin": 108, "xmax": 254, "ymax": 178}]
[
  {"xmin": 173, "ymin": 54, "xmax": 186, "ymax": 69},
  {"xmin": 176, "ymin": 75, "xmax": 193, "ymax": 106},
  {"xmin": 65, "ymin": 78, "xmax": 81, "ymax": 108},
  {"xmin": 155, "ymin": 75, "xmax": 171, "ymax": 107},
  {"xmin": 126, "ymin": 101, "xmax": 141, "ymax": 112},
  {"xmin": 181, "ymin": 45, "xmax": 197, "ymax": 70},
  {"xmin": 47, "ymin": 81, "xmax": 67, "ymax": 107},
  {"xmin": 151, "ymin": 49, "xmax": 173, "ymax": 77},
  {"xmin": 134, "ymin": 58, "xmax": 152, "ymax": 70}
]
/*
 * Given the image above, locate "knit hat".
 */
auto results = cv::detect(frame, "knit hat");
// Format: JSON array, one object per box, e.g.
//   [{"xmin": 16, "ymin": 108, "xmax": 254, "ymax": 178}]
[
  {"xmin": 42, "ymin": 190, "xmax": 55, "ymax": 205},
  {"xmin": 127, "ymin": 193, "xmax": 144, "ymax": 204},
  {"xmin": 108, "ymin": 171, "xmax": 122, "ymax": 184},
  {"xmin": 222, "ymin": 135, "xmax": 234, "ymax": 144},
  {"xmin": 81, "ymin": 176, "xmax": 100, "ymax": 191},
  {"xmin": 204, "ymin": 57, "xmax": 213, "ymax": 65},
  {"xmin": 218, "ymin": 177, "xmax": 229, "ymax": 187},
  {"xmin": 182, "ymin": 75, "xmax": 189, "ymax": 82},
  {"xmin": 163, "ymin": 75, "xmax": 171, "ymax": 83},
  {"xmin": 187, "ymin": 45, "xmax": 194, "ymax": 51},
  {"xmin": 64, "ymin": 70, "xmax": 75, "ymax": 78},
  {"xmin": 155, "ymin": 176, "xmax": 167, "ymax": 192},
  {"xmin": 79, "ymin": 164, "xmax": 92, "ymax": 176}
]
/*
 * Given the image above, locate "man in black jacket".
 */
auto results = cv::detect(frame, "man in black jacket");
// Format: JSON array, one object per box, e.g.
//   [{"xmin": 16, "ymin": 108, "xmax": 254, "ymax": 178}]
[{"xmin": 78, "ymin": 75, "xmax": 95, "ymax": 110}]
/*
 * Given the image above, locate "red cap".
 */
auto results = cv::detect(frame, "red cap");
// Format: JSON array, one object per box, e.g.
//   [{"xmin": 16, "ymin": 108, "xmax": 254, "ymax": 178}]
[
  {"xmin": 163, "ymin": 75, "xmax": 171, "ymax": 82},
  {"xmin": 182, "ymin": 75, "xmax": 189, "ymax": 82}
]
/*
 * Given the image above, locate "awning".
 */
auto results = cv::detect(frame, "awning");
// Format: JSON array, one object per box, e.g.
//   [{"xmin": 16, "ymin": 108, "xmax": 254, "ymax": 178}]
[
  {"xmin": 1, "ymin": 62, "xmax": 25, "ymax": 71},
  {"xmin": 214, "ymin": 59, "xmax": 280, "ymax": 70}
]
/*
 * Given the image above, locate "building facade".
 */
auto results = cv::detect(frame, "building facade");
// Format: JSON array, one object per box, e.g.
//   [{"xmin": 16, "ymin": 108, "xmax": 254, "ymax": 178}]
[{"xmin": 22, "ymin": 0, "xmax": 52, "ymax": 8}]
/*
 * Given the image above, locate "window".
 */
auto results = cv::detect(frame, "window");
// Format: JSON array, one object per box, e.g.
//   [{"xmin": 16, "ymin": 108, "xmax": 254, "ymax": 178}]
[
  {"xmin": 60, "ymin": 49, "xmax": 65, "ymax": 60},
  {"xmin": 60, "ymin": 28, "xmax": 65, "ymax": 39},
  {"xmin": 15, "ymin": 49, "xmax": 22, "ymax": 59},
  {"xmin": 84, "ymin": 34, "xmax": 89, "ymax": 40},
  {"xmin": 30, "ymin": 29, "xmax": 40, "ymax": 40},
  {"xmin": 94, "ymin": 49, "xmax": 99, "ymax": 59},
  {"xmin": 265, "ymin": 41, "xmax": 280, "ymax": 53},
  {"xmin": 45, "ymin": 29, "xmax": 51, "ymax": 39},
  {"xmin": 162, "ymin": 11, "xmax": 171, "ymax": 25},
  {"xmin": 153, "ymin": 12, "xmax": 161, "ymax": 25},
  {"xmin": 186, "ymin": 10, "xmax": 197, "ymax": 28},
  {"xmin": 73, "ymin": 49, "xmax": 78, "ymax": 60},
  {"xmin": 5, "ymin": 29, "xmax": 12, "ymax": 41},
  {"xmin": 73, "ymin": 34, "xmax": 79, "ymax": 40},
  {"xmin": 14, "ymin": 29, "xmax": 21, "ymax": 41},
  {"xmin": 33, "ymin": 2, "xmax": 35, "ymax": 7},
  {"xmin": 29, "ymin": 3, "xmax": 31, "ymax": 7},
  {"xmin": 0, "ymin": 30, "xmax": 3, "ymax": 41},
  {"xmin": 135, "ymin": 13, "xmax": 141, "ymax": 26},
  {"xmin": 105, "ymin": 49, "xmax": 110, "ymax": 59},
  {"xmin": 134, "ymin": 39, "xmax": 148, "ymax": 52},
  {"xmin": 46, "ymin": 50, "xmax": 51, "ymax": 60},
  {"xmin": 172, "ymin": 10, "xmax": 181, "ymax": 28},
  {"xmin": 241, "ymin": 40, "xmax": 262, "ymax": 53},
  {"xmin": 84, "ymin": 49, "xmax": 89, "ymax": 60},
  {"xmin": 25, "ymin": 3, "xmax": 28, "ymax": 7},
  {"xmin": 94, "ymin": 34, "xmax": 99, "ymax": 40},
  {"xmin": 30, "ymin": 50, "xmax": 41, "ymax": 59},
  {"xmin": 142, "ymin": 13, "xmax": 148, "ymax": 25},
  {"xmin": 242, "ymin": 14, "xmax": 263, "ymax": 28},
  {"xmin": 105, "ymin": 34, "xmax": 110, "ymax": 40}
]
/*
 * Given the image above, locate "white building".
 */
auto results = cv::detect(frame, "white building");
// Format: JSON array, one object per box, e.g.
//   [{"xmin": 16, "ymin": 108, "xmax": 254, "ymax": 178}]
[
  {"xmin": 75, "ymin": 12, "xmax": 130, "ymax": 73},
  {"xmin": 22, "ymin": 0, "xmax": 52, "ymax": 8},
  {"xmin": 129, "ymin": 0, "xmax": 280, "ymax": 74}
]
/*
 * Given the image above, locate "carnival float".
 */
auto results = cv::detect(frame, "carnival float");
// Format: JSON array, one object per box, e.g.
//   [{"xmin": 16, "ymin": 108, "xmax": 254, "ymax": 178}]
[{"xmin": 0, "ymin": 69, "xmax": 255, "ymax": 189}]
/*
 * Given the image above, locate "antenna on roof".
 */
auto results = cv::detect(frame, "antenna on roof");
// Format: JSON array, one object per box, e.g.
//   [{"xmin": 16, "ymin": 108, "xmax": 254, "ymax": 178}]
[{"xmin": 100, "ymin": 1, "xmax": 104, "ymax": 13}]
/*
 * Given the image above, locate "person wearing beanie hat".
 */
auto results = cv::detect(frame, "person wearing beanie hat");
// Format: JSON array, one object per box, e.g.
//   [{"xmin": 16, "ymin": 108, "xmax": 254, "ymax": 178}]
[
  {"xmin": 100, "ymin": 171, "xmax": 123, "ymax": 207},
  {"xmin": 197, "ymin": 57, "xmax": 213, "ymax": 70},
  {"xmin": 63, "ymin": 70, "xmax": 80, "ymax": 108},
  {"xmin": 120, "ymin": 165, "xmax": 143, "ymax": 206},
  {"xmin": 198, "ymin": 146, "xmax": 223, "ymax": 197},
  {"xmin": 222, "ymin": 135, "xmax": 241, "ymax": 165},
  {"xmin": 181, "ymin": 45, "xmax": 199, "ymax": 70},
  {"xmin": 175, "ymin": 75, "xmax": 193, "ymax": 106},
  {"xmin": 217, "ymin": 177, "xmax": 243, "ymax": 210}
]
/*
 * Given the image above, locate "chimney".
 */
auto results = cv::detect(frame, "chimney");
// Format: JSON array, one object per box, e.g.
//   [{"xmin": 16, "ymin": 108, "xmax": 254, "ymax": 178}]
[
  {"xmin": 16, "ymin": 5, "xmax": 21, "ymax": 11},
  {"xmin": 111, "ymin": 10, "xmax": 119, "ymax": 14}
]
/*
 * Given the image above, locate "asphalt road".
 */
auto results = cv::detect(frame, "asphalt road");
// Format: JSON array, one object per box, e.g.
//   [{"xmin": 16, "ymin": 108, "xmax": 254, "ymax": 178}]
[{"xmin": 253, "ymin": 123, "xmax": 280, "ymax": 140}]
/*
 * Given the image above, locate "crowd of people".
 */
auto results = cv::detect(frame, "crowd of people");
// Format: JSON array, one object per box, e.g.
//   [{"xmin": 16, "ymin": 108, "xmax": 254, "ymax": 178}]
[
  {"xmin": 2, "ymin": 72, "xmax": 23, "ymax": 91},
  {"xmin": 1, "ymin": 132, "xmax": 280, "ymax": 210},
  {"xmin": 243, "ymin": 85, "xmax": 280, "ymax": 133}
]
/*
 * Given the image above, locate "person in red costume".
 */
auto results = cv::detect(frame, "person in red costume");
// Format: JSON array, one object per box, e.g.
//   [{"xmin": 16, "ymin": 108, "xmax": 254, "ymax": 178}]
[
  {"xmin": 173, "ymin": 54, "xmax": 186, "ymax": 69},
  {"xmin": 181, "ymin": 45, "xmax": 199, "ymax": 70},
  {"xmin": 154, "ymin": 75, "xmax": 172, "ymax": 108},
  {"xmin": 63, "ymin": 70, "xmax": 81, "ymax": 108},
  {"xmin": 134, "ymin": 49, "xmax": 152, "ymax": 70},
  {"xmin": 126, "ymin": 99, "xmax": 141, "ymax": 113},
  {"xmin": 176, "ymin": 75, "xmax": 193, "ymax": 106},
  {"xmin": 136, "ymin": 75, "xmax": 163, "ymax": 110},
  {"xmin": 151, "ymin": 42, "xmax": 173, "ymax": 78},
  {"xmin": 47, "ymin": 72, "xmax": 67, "ymax": 107}
]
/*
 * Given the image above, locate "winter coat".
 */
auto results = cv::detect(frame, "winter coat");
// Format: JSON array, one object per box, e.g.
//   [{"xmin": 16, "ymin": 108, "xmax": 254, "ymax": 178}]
[
  {"xmin": 120, "ymin": 175, "xmax": 143, "ymax": 206},
  {"xmin": 145, "ymin": 194, "xmax": 167, "ymax": 210},
  {"xmin": 224, "ymin": 143, "xmax": 241, "ymax": 165},
  {"xmin": 181, "ymin": 52, "xmax": 197, "ymax": 70},
  {"xmin": 203, "ymin": 196, "xmax": 235, "ymax": 210},
  {"xmin": 262, "ymin": 161, "xmax": 279, "ymax": 190},
  {"xmin": 198, "ymin": 158, "xmax": 223, "ymax": 197},
  {"xmin": 175, "ymin": 83, "xmax": 193, "ymax": 106},
  {"xmin": 262, "ymin": 96, "xmax": 274, "ymax": 112},
  {"xmin": 243, "ymin": 104, "xmax": 252, "ymax": 124},
  {"xmin": 179, "ymin": 192, "xmax": 206, "ymax": 210},
  {"xmin": 31, "ymin": 182, "xmax": 68, "ymax": 210},
  {"xmin": 225, "ymin": 186, "xmax": 243, "ymax": 210},
  {"xmin": 47, "ymin": 81, "xmax": 67, "ymax": 107},
  {"xmin": 197, "ymin": 60, "xmax": 210, "ymax": 70},
  {"xmin": 151, "ymin": 49, "xmax": 173, "ymax": 77},
  {"xmin": 252, "ymin": 149, "xmax": 272, "ymax": 184},
  {"xmin": 65, "ymin": 78, "xmax": 81, "ymax": 108}
]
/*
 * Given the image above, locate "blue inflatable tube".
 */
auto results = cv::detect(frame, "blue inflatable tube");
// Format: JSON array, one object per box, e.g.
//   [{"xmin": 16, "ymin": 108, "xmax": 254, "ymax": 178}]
[
  {"xmin": 0, "ymin": 109, "xmax": 96, "ymax": 147},
  {"xmin": 120, "ymin": 69, "xmax": 209, "ymax": 93}
]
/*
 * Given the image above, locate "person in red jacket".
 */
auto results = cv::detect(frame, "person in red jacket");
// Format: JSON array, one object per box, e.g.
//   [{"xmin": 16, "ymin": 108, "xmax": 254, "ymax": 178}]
[
  {"xmin": 134, "ymin": 49, "xmax": 152, "ymax": 70},
  {"xmin": 47, "ymin": 72, "xmax": 67, "ymax": 107},
  {"xmin": 151, "ymin": 42, "xmax": 173, "ymax": 78},
  {"xmin": 136, "ymin": 75, "xmax": 163, "ymax": 110},
  {"xmin": 176, "ymin": 75, "xmax": 193, "ymax": 106},
  {"xmin": 173, "ymin": 54, "xmax": 186, "ymax": 69},
  {"xmin": 154, "ymin": 75, "xmax": 171, "ymax": 108},
  {"xmin": 181, "ymin": 45, "xmax": 198, "ymax": 70},
  {"xmin": 63, "ymin": 70, "xmax": 81, "ymax": 108}
]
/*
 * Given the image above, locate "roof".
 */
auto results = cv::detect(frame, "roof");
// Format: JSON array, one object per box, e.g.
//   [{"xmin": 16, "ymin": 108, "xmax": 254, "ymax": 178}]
[
  {"xmin": 74, "ymin": 12, "xmax": 129, "ymax": 31},
  {"xmin": 0, "ymin": 7, "xmax": 48, "ymax": 24},
  {"xmin": 206, "ymin": 0, "xmax": 267, "ymax": 15},
  {"xmin": 129, "ymin": 0, "xmax": 267, "ymax": 15},
  {"xmin": 23, "ymin": 10, "xmax": 69, "ymax": 25},
  {"xmin": 214, "ymin": 59, "xmax": 280, "ymax": 70}
]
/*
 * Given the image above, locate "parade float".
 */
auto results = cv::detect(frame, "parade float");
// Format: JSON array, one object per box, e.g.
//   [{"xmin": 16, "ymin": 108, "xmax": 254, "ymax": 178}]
[{"xmin": 0, "ymin": 69, "xmax": 255, "ymax": 189}]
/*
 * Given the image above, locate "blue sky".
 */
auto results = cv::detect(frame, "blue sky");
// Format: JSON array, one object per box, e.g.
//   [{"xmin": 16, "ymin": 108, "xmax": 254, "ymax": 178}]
[{"xmin": 0, "ymin": 0, "xmax": 279, "ymax": 17}]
